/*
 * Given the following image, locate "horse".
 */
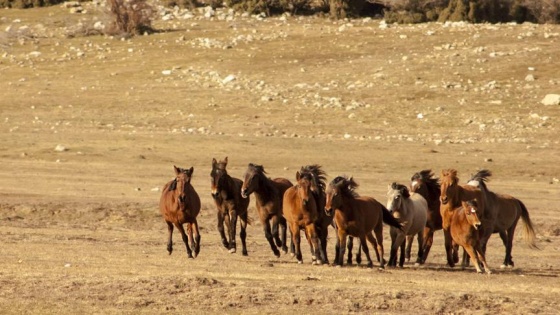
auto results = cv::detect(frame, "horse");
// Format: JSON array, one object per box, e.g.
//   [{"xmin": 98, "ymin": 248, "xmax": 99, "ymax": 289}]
[
  {"xmin": 159, "ymin": 165, "xmax": 201, "ymax": 258},
  {"xmin": 467, "ymin": 169, "xmax": 538, "ymax": 267},
  {"xmin": 386, "ymin": 182, "xmax": 428, "ymax": 268},
  {"xmin": 282, "ymin": 170, "xmax": 322, "ymax": 264},
  {"xmin": 409, "ymin": 169, "xmax": 443, "ymax": 264},
  {"xmin": 324, "ymin": 176, "xmax": 402, "ymax": 268},
  {"xmin": 440, "ymin": 169, "xmax": 488, "ymax": 268},
  {"xmin": 211, "ymin": 157, "xmax": 251, "ymax": 255},
  {"xmin": 241, "ymin": 163, "xmax": 292, "ymax": 257},
  {"xmin": 449, "ymin": 199, "xmax": 491, "ymax": 274},
  {"xmin": 297, "ymin": 165, "xmax": 332, "ymax": 264}
]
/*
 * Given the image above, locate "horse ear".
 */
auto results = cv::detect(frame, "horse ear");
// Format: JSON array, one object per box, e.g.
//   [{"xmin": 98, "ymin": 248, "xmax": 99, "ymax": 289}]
[
  {"xmin": 296, "ymin": 171, "xmax": 301, "ymax": 180},
  {"xmin": 174, "ymin": 165, "xmax": 180, "ymax": 175},
  {"xmin": 224, "ymin": 156, "xmax": 228, "ymax": 165},
  {"xmin": 212, "ymin": 158, "xmax": 217, "ymax": 165}
]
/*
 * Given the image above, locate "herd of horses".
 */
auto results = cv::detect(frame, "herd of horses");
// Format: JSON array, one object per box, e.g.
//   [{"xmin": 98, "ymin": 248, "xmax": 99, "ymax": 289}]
[{"xmin": 159, "ymin": 158, "xmax": 539, "ymax": 274}]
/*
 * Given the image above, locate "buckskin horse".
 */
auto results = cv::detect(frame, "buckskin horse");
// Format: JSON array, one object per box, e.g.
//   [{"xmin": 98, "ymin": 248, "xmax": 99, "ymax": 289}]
[
  {"xmin": 241, "ymin": 163, "xmax": 292, "ymax": 257},
  {"xmin": 325, "ymin": 176, "xmax": 402, "ymax": 268},
  {"xmin": 159, "ymin": 165, "xmax": 201, "ymax": 258},
  {"xmin": 211, "ymin": 157, "xmax": 251, "ymax": 255}
]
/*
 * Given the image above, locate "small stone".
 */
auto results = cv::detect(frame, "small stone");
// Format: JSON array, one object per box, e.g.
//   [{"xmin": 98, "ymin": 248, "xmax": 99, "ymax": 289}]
[
  {"xmin": 54, "ymin": 144, "xmax": 67, "ymax": 152},
  {"xmin": 162, "ymin": 70, "xmax": 172, "ymax": 75},
  {"xmin": 525, "ymin": 74, "xmax": 535, "ymax": 82},
  {"xmin": 484, "ymin": 158, "xmax": 493, "ymax": 162},
  {"xmin": 541, "ymin": 94, "xmax": 560, "ymax": 106},
  {"xmin": 222, "ymin": 74, "xmax": 236, "ymax": 84}
]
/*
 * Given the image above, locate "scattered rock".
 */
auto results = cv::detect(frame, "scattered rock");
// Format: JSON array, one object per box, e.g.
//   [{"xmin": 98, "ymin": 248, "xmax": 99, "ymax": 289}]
[
  {"xmin": 54, "ymin": 145, "xmax": 68, "ymax": 152},
  {"xmin": 541, "ymin": 94, "xmax": 560, "ymax": 106}
]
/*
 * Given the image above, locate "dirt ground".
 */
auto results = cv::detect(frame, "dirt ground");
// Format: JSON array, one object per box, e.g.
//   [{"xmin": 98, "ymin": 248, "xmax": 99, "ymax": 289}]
[{"xmin": 1, "ymin": 3, "xmax": 560, "ymax": 314}]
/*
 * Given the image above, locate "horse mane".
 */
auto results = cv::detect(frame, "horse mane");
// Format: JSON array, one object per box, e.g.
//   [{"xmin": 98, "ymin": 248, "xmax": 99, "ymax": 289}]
[
  {"xmin": 441, "ymin": 169, "xmax": 459, "ymax": 184},
  {"xmin": 331, "ymin": 175, "xmax": 359, "ymax": 198},
  {"xmin": 391, "ymin": 182, "xmax": 410, "ymax": 199},
  {"xmin": 247, "ymin": 163, "xmax": 278, "ymax": 198},
  {"xmin": 469, "ymin": 169, "xmax": 492, "ymax": 190},
  {"xmin": 300, "ymin": 164, "xmax": 327, "ymax": 191},
  {"xmin": 248, "ymin": 163, "xmax": 267, "ymax": 175},
  {"xmin": 412, "ymin": 169, "xmax": 441, "ymax": 195},
  {"xmin": 168, "ymin": 179, "xmax": 177, "ymax": 191}
]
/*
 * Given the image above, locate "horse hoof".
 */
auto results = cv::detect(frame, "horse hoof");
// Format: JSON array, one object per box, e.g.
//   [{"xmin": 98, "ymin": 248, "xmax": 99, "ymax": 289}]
[
  {"xmin": 290, "ymin": 253, "xmax": 295, "ymax": 258},
  {"xmin": 298, "ymin": 260, "xmax": 303, "ymax": 264},
  {"xmin": 486, "ymin": 270, "xmax": 493, "ymax": 275},
  {"xmin": 273, "ymin": 250, "xmax": 281, "ymax": 258},
  {"xmin": 500, "ymin": 264, "xmax": 506, "ymax": 269},
  {"xmin": 229, "ymin": 248, "xmax": 236, "ymax": 254},
  {"xmin": 242, "ymin": 251, "xmax": 248, "ymax": 256}
]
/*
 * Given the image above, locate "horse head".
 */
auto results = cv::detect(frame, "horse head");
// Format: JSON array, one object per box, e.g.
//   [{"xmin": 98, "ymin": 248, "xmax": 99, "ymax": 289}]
[
  {"xmin": 440, "ymin": 169, "xmax": 459, "ymax": 205},
  {"xmin": 295, "ymin": 171, "xmax": 312, "ymax": 207},
  {"xmin": 463, "ymin": 199, "xmax": 481, "ymax": 230},
  {"xmin": 387, "ymin": 182, "xmax": 409, "ymax": 217},
  {"xmin": 241, "ymin": 163, "xmax": 266, "ymax": 198},
  {"xmin": 325, "ymin": 176, "xmax": 345, "ymax": 216},
  {"xmin": 210, "ymin": 157, "xmax": 229, "ymax": 199},
  {"xmin": 171, "ymin": 165, "xmax": 194, "ymax": 204}
]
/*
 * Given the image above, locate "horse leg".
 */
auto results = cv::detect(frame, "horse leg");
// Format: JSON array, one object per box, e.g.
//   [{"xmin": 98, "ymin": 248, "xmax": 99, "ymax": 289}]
[
  {"xmin": 398, "ymin": 237, "xmax": 406, "ymax": 268},
  {"xmin": 415, "ymin": 231, "xmax": 424, "ymax": 265},
  {"xmin": 476, "ymin": 247, "xmax": 492, "ymax": 274},
  {"xmin": 217, "ymin": 211, "xmax": 228, "ymax": 249},
  {"xmin": 355, "ymin": 239, "xmax": 362, "ymax": 265},
  {"xmin": 346, "ymin": 236, "xmax": 354, "ymax": 265},
  {"xmin": 462, "ymin": 244, "xmax": 483, "ymax": 273},
  {"xmin": 263, "ymin": 220, "xmax": 281, "ymax": 257},
  {"xmin": 239, "ymin": 213, "xmax": 249, "ymax": 256},
  {"xmin": 166, "ymin": 221, "xmax": 174, "ymax": 255},
  {"xmin": 366, "ymin": 232, "xmax": 381, "ymax": 268},
  {"xmin": 421, "ymin": 227, "xmax": 434, "ymax": 264},
  {"xmin": 373, "ymin": 227, "xmax": 386, "ymax": 268},
  {"xmin": 307, "ymin": 224, "xmax": 322, "ymax": 265},
  {"xmin": 176, "ymin": 224, "xmax": 193, "ymax": 258},
  {"xmin": 191, "ymin": 221, "xmax": 201, "ymax": 258},
  {"xmin": 292, "ymin": 224, "xmax": 303, "ymax": 264},
  {"xmin": 336, "ymin": 230, "xmax": 347, "ymax": 267},
  {"xmin": 405, "ymin": 235, "xmax": 414, "ymax": 262},
  {"xmin": 274, "ymin": 216, "xmax": 288, "ymax": 254},
  {"xmin": 359, "ymin": 235, "xmax": 374, "ymax": 268},
  {"xmin": 303, "ymin": 228, "xmax": 316, "ymax": 264},
  {"xmin": 443, "ymin": 229, "xmax": 455, "ymax": 268},
  {"xmin": 228, "ymin": 209, "xmax": 238, "ymax": 254},
  {"xmin": 271, "ymin": 215, "xmax": 281, "ymax": 247},
  {"xmin": 318, "ymin": 224, "xmax": 329, "ymax": 264}
]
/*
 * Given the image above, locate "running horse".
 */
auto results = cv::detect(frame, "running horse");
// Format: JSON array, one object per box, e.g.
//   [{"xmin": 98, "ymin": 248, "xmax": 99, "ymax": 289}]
[
  {"xmin": 241, "ymin": 163, "xmax": 292, "ymax": 257},
  {"xmin": 409, "ymin": 169, "xmax": 443, "ymax": 263},
  {"xmin": 211, "ymin": 157, "xmax": 251, "ymax": 255},
  {"xmin": 324, "ymin": 176, "xmax": 402, "ymax": 268},
  {"xmin": 386, "ymin": 182, "xmax": 428, "ymax": 267},
  {"xmin": 467, "ymin": 170, "xmax": 538, "ymax": 267},
  {"xmin": 283, "ymin": 170, "xmax": 322, "ymax": 264},
  {"xmin": 440, "ymin": 169, "xmax": 487, "ymax": 267},
  {"xmin": 449, "ymin": 199, "xmax": 492, "ymax": 274},
  {"xmin": 159, "ymin": 165, "xmax": 201, "ymax": 258}
]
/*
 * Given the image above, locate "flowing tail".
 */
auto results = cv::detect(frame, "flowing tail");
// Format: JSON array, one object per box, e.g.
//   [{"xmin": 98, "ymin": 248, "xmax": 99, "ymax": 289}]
[
  {"xmin": 518, "ymin": 200, "xmax": 539, "ymax": 249},
  {"xmin": 381, "ymin": 206, "xmax": 403, "ymax": 230}
]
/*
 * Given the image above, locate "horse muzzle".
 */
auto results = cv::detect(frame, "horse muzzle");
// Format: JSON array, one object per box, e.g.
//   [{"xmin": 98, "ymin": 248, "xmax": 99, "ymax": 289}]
[
  {"xmin": 324, "ymin": 207, "xmax": 333, "ymax": 217},
  {"xmin": 241, "ymin": 189, "xmax": 248, "ymax": 199},
  {"xmin": 178, "ymin": 195, "xmax": 186, "ymax": 203},
  {"xmin": 440, "ymin": 197, "xmax": 448, "ymax": 205},
  {"xmin": 473, "ymin": 222, "xmax": 481, "ymax": 230}
]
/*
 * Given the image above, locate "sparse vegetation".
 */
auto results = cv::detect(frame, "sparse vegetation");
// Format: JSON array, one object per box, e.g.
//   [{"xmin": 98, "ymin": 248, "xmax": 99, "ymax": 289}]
[{"xmin": 105, "ymin": 0, "xmax": 156, "ymax": 36}]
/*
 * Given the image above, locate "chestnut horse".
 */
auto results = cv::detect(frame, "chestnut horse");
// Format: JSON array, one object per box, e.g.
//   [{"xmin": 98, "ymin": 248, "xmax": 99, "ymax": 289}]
[
  {"xmin": 440, "ymin": 169, "xmax": 488, "ymax": 267},
  {"xmin": 325, "ymin": 176, "xmax": 402, "ymax": 268},
  {"xmin": 449, "ymin": 199, "xmax": 491, "ymax": 274},
  {"xmin": 409, "ymin": 170, "xmax": 443, "ymax": 264},
  {"xmin": 386, "ymin": 183, "xmax": 428, "ymax": 267},
  {"xmin": 159, "ymin": 165, "xmax": 201, "ymax": 258},
  {"xmin": 283, "ymin": 170, "xmax": 322, "ymax": 264},
  {"xmin": 241, "ymin": 163, "xmax": 292, "ymax": 257},
  {"xmin": 467, "ymin": 169, "xmax": 538, "ymax": 267},
  {"xmin": 297, "ymin": 165, "xmax": 332, "ymax": 264},
  {"xmin": 211, "ymin": 157, "xmax": 251, "ymax": 255}
]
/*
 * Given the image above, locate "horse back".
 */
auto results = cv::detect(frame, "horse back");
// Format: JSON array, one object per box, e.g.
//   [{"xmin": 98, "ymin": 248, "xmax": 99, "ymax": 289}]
[
  {"xmin": 273, "ymin": 177, "xmax": 293, "ymax": 196},
  {"xmin": 491, "ymin": 192, "xmax": 522, "ymax": 231},
  {"xmin": 354, "ymin": 196, "xmax": 384, "ymax": 232}
]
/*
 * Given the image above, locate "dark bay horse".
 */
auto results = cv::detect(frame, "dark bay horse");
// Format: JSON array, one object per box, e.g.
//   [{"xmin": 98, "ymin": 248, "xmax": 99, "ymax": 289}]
[
  {"xmin": 159, "ymin": 165, "xmax": 201, "ymax": 258},
  {"xmin": 449, "ymin": 199, "xmax": 491, "ymax": 274},
  {"xmin": 283, "ymin": 170, "xmax": 322, "ymax": 264},
  {"xmin": 440, "ymin": 169, "xmax": 488, "ymax": 268},
  {"xmin": 386, "ymin": 183, "xmax": 428, "ymax": 268},
  {"xmin": 211, "ymin": 157, "xmax": 251, "ymax": 255},
  {"xmin": 325, "ymin": 176, "xmax": 402, "ymax": 268},
  {"xmin": 241, "ymin": 163, "xmax": 292, "ymax": 257},
  {"xmin": 467, "ymin": 170, "xmax": 538, "ymax": 267},
  {"xmin": 298, "ymin": 165, "xmax": 332, "ymax": 264},
  {"xmin": 410, "ymin": 170, "xmax": 443, "ymax": 264}
]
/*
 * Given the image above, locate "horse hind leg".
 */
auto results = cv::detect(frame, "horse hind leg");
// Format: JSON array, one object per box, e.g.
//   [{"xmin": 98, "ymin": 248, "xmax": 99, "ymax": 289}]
[
  {"xmin": 462, "ymin": 245, "xmax": 483, "ymax": 273},
  {"xmin": 192, "ymin": 220, "xmax": 201, "ymax": 258},
  {"xmin": 359, "ymin": 236, "xmax": 374, "ymax": 268},
  {"xmin": 421, "ymin": 227, "xmax": 434, "ymax": 264},
  {"xmin": 228, "ymin": 210, "xmax": 238, "ymax": 254},
  {"xmin": 405, "ymin": 235, "xmax": 414, "ymax": 262},
  {"xmin": 263, "ymin": 221, "xmax": 281, "ymax": 257},
  {"xmin": 415, "ymin": 231, "xmax": 424, "ymax": 266},
  {"xmin": 239, "ymin": 213, "xmax": 249, "ymax": 256},
  {"xmin": 217, "ymin": 212, "xmax": 229, "ymax": 249},
  {"xmin": 346, "ymin": 236, "xmax": 354, "ymax": 265},
  {"xmin": 177, "ymin": 224, "xmax": 193, "ymax": 258},
  {"xmin": 366, "ymin": 232, "xmax": 383, "ymax": 269}
]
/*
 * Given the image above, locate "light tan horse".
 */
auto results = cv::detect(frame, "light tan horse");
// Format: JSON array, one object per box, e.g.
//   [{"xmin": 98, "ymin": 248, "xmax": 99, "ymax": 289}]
[
  {"xmin": 283, "ymin": 171, "xmax": 322, "ymax": 265},
  {"xmin": 440, "ymin": 169, "xmax": 488, "ymax": 268},
  {"xmin": 467, "ymin": 170, "xmax": 538, "ymax": 268},
  {"xmin": 159, "ymin": 165, "xmax": 201, "ymax": 258},
  {"xmin": 211, "ymin": 157, "xmax": 251, "ymax": 255},
  {"xmin": 325, "ymin": 176, "xmax": 402, "ymax": 268},
  {"xmin": 241, "ymin": 163, "xmax": 292, "ymax": 257},
  {"xmin": 386, "ymin": 183, "xmax": 428, "ymax": 267},
  {"xmin": 449, "ymin": 200, "xmax": 491, "ymax": 274}
]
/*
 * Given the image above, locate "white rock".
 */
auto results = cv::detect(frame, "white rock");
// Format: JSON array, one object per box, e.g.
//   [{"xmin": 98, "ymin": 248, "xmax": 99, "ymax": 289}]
[
  {"xmin": 162, "ymin": 70, "xmax": 172, "ymax": 75},
  {"xmin": 222, "ymin": 74, "xmax": 236, "ymax": 84},
  {"xmin": 541, "ymin": 94, "xmax": 560, "ymax": 106},
  {"xmin": 525, "ymin": 74, "xmax": 535, "ymax": 82},
  {"xmin": 54, "ymin": 144, "xmax": 67, "ymax": 152}
]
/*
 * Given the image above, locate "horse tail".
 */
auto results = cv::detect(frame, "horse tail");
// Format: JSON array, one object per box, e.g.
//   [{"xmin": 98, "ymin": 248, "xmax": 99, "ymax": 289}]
[
  {"xmin": 381, "ymin": 205, "xmax": 402, "ymax": 230},
  {"xmin": 245, "ymin": 214, "xmax": 254, "ymax": 225},
  {"xmin": 518, "ymin": 200, "xmax": 539, "ymax": 249}
]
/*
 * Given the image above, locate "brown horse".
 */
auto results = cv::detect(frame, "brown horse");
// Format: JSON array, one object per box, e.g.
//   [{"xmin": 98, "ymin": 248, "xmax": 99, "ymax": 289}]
[
  {"xmin": 440, "ymin": 169, "xmax": 488, "ymax": 267},
  {"xmin": 324, "ymin": 176, "xmax": 402, "ymax": 268},
  {"xmin": 283, "ymin": 171, "xmax": 322, "ymax": 264},
  {"xmin": 467, "ymin": 170, "xmax": 538, "ymax": 267},
  {"xmin": 449, "ymin": 199, "xmax": 491, "ymax": 274},
  {"xmin": 386, "ymin": 183, "xmax": 428, "ymax": 268},
  {"xmin": 159, "ymin": 165, "xmax": 201, "ymax": 258},
  {"xmin": 298, "ymin": 165, "xmax": 332, "ymax": 264},
  {"xmin": 211, "ymin": 157, "xmax": 251, "ymax": 255},
  {"xmin": 409, "ymin": 170, "xmax": 443, "ymax": 263},
  {"xmin": 241, "ymin": 163, "xmax": 292, "ymax": 257}
]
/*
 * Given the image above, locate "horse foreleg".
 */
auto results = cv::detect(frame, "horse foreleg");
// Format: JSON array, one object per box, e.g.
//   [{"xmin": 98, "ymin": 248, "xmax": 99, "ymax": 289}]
[
  {"xmin": 307, "ymin": 224, "xmax": 322, "ymax": 265},
  {"xmin": 292, "ymin": 224, "xmax": 303, "ymax": 264},
  {"xmin": 398, "ymin": 237, "xmax": 406, "ymax": 268},
  {"xmin": 405, "ymin": 235, "xmax": 414, "ymax": 262},
  {"xmin": 346, "ymin": 236, "xmax": 354, "ymax": 265},
  {"xmin": 462, "ymin": 244, "xmax": 483, "ymax": 273},
  {"xmin": 443, "ymin": 229, "xmax": 455, "ymax": 268},
  {"xmin": 176, "ymin": 224, "xmax": 193, "ymax": 258},
  {"xmin": 166, "ymin": 222, "xmax": 174, "ymax": 255},
  {"xmin": 317, "ymin": 224, "xmax": 329, "ymax": 264},
  {"xmin": 415, "ymin": 231, "xmax": 424, "ymax": 265},
  {"xmin": 336, "ymin": 230, "xmax": 347, "ymax": 267},
  {"xmin": 227, "ymin": 209, "xmax": 238, "ymax": 253},
  {"xmin": 421, "ymin": 227, "xmax": 434, "ymax": 264},
  {"xmin": 501, "ymin": 228, "xmax": 516, "ymax": 268},
  {"xmin": 358, "ymin": 235, "xmax": 374, "ymax": 268},
  {"xmin": 263, "ymin": 220, "xmax": 280, "ymax": 257},
  {"xmin": 217, "ymin": 211, "xmax": 228, "ymax": 249},
  {"xmin": 280, "ymin": 216, "xmax": 288, "ymax": 254},
  {"xmin": 239, "ymin": 213, "xmax": 249, "ymax": 256},
  {"xmin": 373, "ymin": 227, "xmax": 385, "ymax": 268},
  {"xmin": 476, "ymin": 246, "xmax": 492, "ymax": 274},
  {"xmin": 192, "ymin": 219, "xmax": 201, "ymax": 258}
]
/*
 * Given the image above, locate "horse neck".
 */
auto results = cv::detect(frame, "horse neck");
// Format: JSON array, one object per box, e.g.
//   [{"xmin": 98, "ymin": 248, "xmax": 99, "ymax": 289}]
[
  {"xmin": 220, "ymin": 174, "xmax": 236, "ymax": 199},
  {"xmin": 253, "ymin": 174, "xmax": 278, "ymax": 205}
]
